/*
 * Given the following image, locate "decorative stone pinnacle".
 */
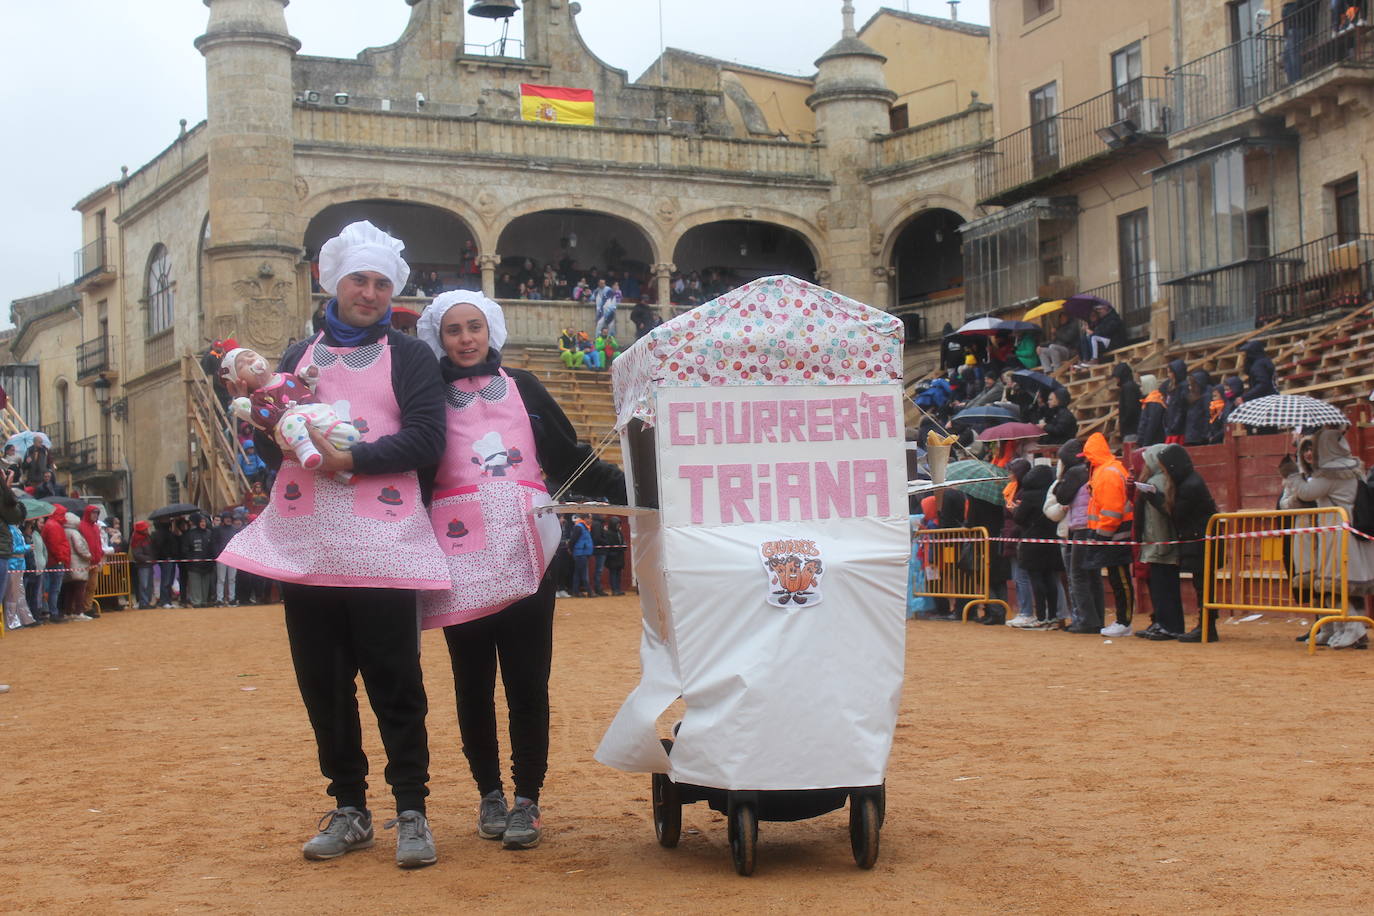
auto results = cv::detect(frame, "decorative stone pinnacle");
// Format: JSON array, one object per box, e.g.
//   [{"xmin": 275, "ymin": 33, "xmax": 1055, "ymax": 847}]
[{"xmin": 842, "ymin": 1, "xmax": 856, "ymax": 38}]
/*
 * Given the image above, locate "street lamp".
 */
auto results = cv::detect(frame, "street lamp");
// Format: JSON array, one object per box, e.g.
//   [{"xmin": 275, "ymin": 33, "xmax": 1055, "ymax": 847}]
[{"xmin": 93, "ymin": 377, "xmax": 128, "ymax": 421}]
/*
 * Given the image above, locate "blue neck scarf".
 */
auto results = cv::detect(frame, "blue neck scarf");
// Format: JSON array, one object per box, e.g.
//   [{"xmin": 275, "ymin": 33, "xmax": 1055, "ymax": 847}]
[{"xmin": 323, "ymin": 298, "xmax": 391, "ymax": 348}]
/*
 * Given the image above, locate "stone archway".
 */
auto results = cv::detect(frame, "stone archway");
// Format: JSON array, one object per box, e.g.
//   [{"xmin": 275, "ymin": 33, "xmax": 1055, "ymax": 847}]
[
  {"xmin": 887, "ymin": 207, "xmax": 967, "ymax": 343},
  {"xmin": 303, "ymin": 200, "xmax": 481, "ymax": 297},
  {"xmin": 494, "ymin": 209, "xmax": 657, "ymax": 301},
  {"xmin": 670, "ymin": 220, "xmax": 818, "ymax": 306}
]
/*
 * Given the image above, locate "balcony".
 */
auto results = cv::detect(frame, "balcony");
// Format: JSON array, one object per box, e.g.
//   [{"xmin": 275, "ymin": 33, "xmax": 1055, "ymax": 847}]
[
  {"xmin": 74, "ymin": 236, "xmax": 115, "ymax": 291},
  {"xmin": 40, "ymin": 421, "xmax": 67, "ymax": 456},
  {"xmin": 1165, "ymin": 233, "xmax": 1374, "ymax": 343},
  {"xmin": 144, "ymin": 330, "xmax": 177, "ymax": 374},
  {"xmin": 63, "ymin": 435, "xmax": 99, "ymax": 472},
  {"xmin": 76, "ymin": 336, "xmax": 114, "ymax": 383},
  {"xmin": 976, "ymin": 77, "xmax": 1172, "ymax": 206},
  {"xmin": 1170, "ymin": 8, "xmax": 1374, "ymax": 145}
]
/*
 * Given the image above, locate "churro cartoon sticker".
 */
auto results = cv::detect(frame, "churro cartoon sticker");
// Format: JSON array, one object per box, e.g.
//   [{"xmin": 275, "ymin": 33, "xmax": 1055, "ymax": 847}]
[{"xmin": 759, "ymin": 538, "xmax": 825, "ymax": 608}]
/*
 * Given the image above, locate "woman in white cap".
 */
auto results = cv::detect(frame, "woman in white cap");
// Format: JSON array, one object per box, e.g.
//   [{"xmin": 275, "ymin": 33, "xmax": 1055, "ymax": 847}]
[
  {"xmin": 218, "ymin": 220, "xmax": 448, "ymax": 869},
  {"xmin": 416, "ymin": 290, "xmax": 625, "ymax": 851}
]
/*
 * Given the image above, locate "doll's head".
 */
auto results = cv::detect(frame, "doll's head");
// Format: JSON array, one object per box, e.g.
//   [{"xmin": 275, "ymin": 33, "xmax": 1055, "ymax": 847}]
[{"xmin": 221, "ymin": 348, "xmax": 273, "ymax": 391}]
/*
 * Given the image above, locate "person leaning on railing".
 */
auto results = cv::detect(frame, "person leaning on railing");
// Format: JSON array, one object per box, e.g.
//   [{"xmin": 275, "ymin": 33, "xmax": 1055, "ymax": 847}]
[{"xmin": 1280, "ymin": 428, "xmax": 1374, "ymax": 649}]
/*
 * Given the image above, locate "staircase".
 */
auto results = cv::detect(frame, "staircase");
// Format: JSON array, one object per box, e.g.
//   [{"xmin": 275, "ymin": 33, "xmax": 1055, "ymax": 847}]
[
  {"xmin": 0, "ymin": 403, "xmax": 32, "ymax": 442},
  {"xmin": 501, "ymin": 346, "xmax": 623, "ymax": 468},
  {"xmin": 183, "ymin": 354, "xmax": 250, "ymax": 512}
]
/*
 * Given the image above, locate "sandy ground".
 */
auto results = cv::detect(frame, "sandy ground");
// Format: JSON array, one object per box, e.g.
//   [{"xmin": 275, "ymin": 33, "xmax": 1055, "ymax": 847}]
[{"xmin": 0, "ymin": 598, "xmax": 1371, "ymax": 914}]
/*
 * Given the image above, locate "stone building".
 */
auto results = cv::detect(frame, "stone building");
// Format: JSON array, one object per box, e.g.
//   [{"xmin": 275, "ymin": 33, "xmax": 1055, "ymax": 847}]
[
  {"xmin": 963, "ymin": 0, "xmax": 1374, "ymax": 350},
  {"xmin": 9, "ymin": 0, "xmax": 994, "ymax": 520}
]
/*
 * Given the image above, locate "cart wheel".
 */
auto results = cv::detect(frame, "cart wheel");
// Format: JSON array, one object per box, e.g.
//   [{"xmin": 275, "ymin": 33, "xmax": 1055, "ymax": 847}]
[
  {"xmin": 651, "ymin": 772, "xmax": 682, "ymax": 848},
  {"xmin": 849, "ymin": 794, "xmax": 880, "ymax": 869},
  {"xmin": 728, "ymin": 804, "xmax": 757, "ymax": 876}
]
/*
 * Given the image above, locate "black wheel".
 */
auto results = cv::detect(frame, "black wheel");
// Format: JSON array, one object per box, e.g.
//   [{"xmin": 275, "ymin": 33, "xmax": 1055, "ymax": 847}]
[
  {"xmin": 728, "ymin": 804, "xmax": 757, "ymax": 876},
  {"xmin": 652, "ymin": 772, "xmax": 682, "ymax": 847},
  {"xmin": 849, "ymin": 794, "xmax": 880, "ymax": 869}
]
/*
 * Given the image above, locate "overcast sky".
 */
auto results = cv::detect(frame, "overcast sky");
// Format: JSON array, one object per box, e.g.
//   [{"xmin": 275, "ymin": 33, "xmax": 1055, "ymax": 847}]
[{"xmin": 0, "ymin": 0, "xmax": 988, "ymax": 321}]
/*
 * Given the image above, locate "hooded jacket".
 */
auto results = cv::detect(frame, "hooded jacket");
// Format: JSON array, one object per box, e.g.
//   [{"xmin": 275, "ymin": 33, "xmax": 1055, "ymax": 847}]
[
  {"xmin": 64, "ymin": 512, "xmax": 93, "ymax": 581},
  {"xmin": 1164, "ymin": 359, "xmax": 1190, "ymax": 437},
  {"xmin": 1084, "ymin": 433, "xmax": 1133, "ymax": 536},
  {"xmin": 41, "ymin": 506, "xmax": 72, "ymax": 568},
  {"xmin": 1136, "ymin": 375, "xmax": 1167, "ymax": 446},
  {"xmin": 1038, "ymin": 389, "xmax": 1078, "ymax": 444},
  {"xmin": 1013, "ymin": 465, "xmax": 1063, "ymax": 569},
  {"xmin": 1239, "ymin": 340, "xmax": 1277, "ymax": 402},
  {"xmin": 1184, "ymin": 369, "xmax": 1216, "ymax": 446},
  {"xmin": 131, "ymin": 521, "xmax": 156, "ymax": 567},
  {"xmin": 1114, "ymin": 363, "xmax": 1142, "ymax": 438},
  {"xmin": 1133, "ymin": 445, "xmax": 1178, "ymax": 565},
  {"xmin": 80, "ymin": 505, "xmax": 103, "ymax": 567},
  {"xmin": 1046, "ymin": 439, "xmax": 1091, "ymax": 535},
  {"xmin": 1091, "ymin": 307, "xmax": 1124, "ymax": 352},
  {"xmin": 1158, "ymin": 444, "xmax": 1218, "ymax": 565}
]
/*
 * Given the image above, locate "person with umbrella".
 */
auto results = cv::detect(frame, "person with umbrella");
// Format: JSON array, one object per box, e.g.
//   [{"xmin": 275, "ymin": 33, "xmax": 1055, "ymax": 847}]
[
  {"xmin": 1280, "ymin": 427, "xmax": 1373, "ymax": 649},
  {"xmin": 1037, "ymin": 311, "xmax": 1080, "ymax": 373},
  {"xmin": 217, "ymin": 220, "xmax": 449, "ymax": 868},
  {"xmin": 1078, "ymin": 302, "xmax": 1124, "ymax": 366}
]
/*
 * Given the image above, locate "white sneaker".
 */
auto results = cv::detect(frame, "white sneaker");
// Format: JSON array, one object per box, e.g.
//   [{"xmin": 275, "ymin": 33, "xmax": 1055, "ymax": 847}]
[
  {"xmin": 1006, "ymin": 615, "xmax": 1037, "ymax": 628},
  {"xmin": 0, "ymin": 684, "xmax": 10, "ymax": 694},
  {"xmin": 71, "ymin": 613, "xmax": 94, "ymax": 621},
  {"xmin": 1327, "ymin": 623, "xmax": 1367, "ymax": 649},
  {"xmin": 555, "ymin": 590, "xmax": 570, "ymax": 599},
  {"xmin": 1100, "ymin": 623, "xmax": 1132, "ymax": 637}
]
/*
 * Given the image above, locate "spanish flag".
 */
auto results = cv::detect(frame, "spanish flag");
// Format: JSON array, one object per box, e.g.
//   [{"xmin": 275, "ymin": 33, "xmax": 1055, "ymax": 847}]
[{"xmin": 520, "ymin": 83, "xmax": 595, "ymax": 125}]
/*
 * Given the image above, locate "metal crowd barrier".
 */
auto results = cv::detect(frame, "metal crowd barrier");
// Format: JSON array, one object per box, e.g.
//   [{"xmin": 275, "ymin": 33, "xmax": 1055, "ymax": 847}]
[
  {"xmin": 88, "ymin": 552, "xmax": 133, "ymax": 616},
  {"xmin": 912, "ymin": 526, "xmax": 1010, "ymax": 622},
  {"xmin": 1201, "ymin": 507, "xmax": 1374, "ymax": 653}
]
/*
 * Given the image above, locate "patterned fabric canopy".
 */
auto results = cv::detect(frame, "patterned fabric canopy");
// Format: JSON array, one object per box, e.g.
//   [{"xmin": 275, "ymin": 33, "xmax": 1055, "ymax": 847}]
[
  {"xmin": 946, "ymin": 459, "xmax": 1010, "ymax": 505},
  {"xmin": 610, "ymin": 275, "xmax": 903, "ymax": 430},
  {"xmin": 1227, "ymin": 394, "xmax": 1349, "ymax": 429}
]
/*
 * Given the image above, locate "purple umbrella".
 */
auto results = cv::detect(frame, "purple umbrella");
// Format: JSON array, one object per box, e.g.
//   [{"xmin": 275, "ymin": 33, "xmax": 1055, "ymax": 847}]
[
  {"xmin": 978, "ymin": 422, "xmax": 1045, "ymax": 442},
  {"xmin": 1062, "ymin": 294, "xmax": 1112, "ymax": 319}
]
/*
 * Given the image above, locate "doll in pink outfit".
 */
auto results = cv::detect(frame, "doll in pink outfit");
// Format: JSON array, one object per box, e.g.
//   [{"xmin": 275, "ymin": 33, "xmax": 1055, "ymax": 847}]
[{"xmin": 221, "ymin": 347, "xmax": 360, "ymax": 472}]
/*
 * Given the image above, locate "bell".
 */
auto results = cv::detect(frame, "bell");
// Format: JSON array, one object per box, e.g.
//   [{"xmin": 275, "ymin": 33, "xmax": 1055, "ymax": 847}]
[{"xmin": 468, "ymin": 0, "xmax": 518, "ymax": 19}]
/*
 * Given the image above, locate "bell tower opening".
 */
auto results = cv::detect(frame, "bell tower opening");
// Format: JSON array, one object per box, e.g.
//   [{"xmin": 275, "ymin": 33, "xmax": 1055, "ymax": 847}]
[{"xmin": 465, "ymin": 0, "xmax": 526, "ymax": 59}]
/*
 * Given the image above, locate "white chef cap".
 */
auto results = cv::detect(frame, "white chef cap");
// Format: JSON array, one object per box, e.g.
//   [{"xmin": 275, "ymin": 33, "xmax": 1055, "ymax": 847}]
[
  {"xmin": 317, "ymin": 220, "xmax": 410, "ymax": 296},
  {"xmin": 416, "ymin": 290, "xmax": 508, "ymax": 358}
]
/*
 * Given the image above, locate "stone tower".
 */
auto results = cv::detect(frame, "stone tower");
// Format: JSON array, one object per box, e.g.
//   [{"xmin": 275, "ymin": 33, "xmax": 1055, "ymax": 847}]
[
  {"xmin": 807, "ymin": 1, "xmax": 896, "ymax": 308},
  {"xmin": 196, "ymin": 0, "xmax": 302, "ymax": 354}
]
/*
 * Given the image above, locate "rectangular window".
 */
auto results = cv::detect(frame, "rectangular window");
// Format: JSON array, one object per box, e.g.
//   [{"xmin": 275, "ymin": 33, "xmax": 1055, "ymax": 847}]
[
  {"xmin": 1246, "ymin": 208, "xmax": 1271, "ymax": 259},
  {"xmin": 1118, "ymin": 209, "xmax": 1151, "ymax": 340},
  {"xmin": 1023, "ymin": 0, "xmax": 1055, "ymax": 23},
  {"xmin": 888, "ymin": 104, "xmax": 909, "ymax": 132},
  {"xmin": 1112, "ymin": 42, "xmax": 1144, "ymax": 120},
  {"xmin": 1029, "ymin": 82, "xmax": 1059, "ymax": 178},
  {"xmin": 1334, "ymin": 177, "xmax": 1360, "ymax": 243}
]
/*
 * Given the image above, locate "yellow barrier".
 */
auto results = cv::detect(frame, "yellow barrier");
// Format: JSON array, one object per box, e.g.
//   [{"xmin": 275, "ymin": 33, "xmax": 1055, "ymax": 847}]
[
  {"xmin": 913, "ymin": 526, "xmax": 1010, "ymax": 622},
  {"xmin": 1202, "ymin": 507, "xmax": 1374, "ymax": 653},
  {"xmin": 89, "ymin": 553, "xmax": 132, "ymax": 616}
]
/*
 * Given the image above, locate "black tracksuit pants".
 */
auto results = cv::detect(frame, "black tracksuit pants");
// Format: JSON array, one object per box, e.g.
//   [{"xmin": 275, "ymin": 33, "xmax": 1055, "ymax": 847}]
[
  {"xmin": 443, "ymin": 575, "xmax": 555, "ymax": 804},
  {"xmin": 282, "ymin": 584, "xmax": 430, "ymax": 814}
]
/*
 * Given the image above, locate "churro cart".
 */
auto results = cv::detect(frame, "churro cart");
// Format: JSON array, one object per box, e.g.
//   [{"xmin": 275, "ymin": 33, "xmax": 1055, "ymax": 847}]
[{"xmin": 595, "ymin": 276, "xmax": 909, "ymax": 875}]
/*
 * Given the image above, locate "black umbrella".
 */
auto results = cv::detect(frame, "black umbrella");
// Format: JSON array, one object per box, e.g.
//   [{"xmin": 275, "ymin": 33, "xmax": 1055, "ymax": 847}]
[
  {"xmin": 950, "ymin": 405, "xmax": 1018, "ymax": 430},
  {"xmin": 147, "ymin": 502, "xmax": 203, "ymax": 520},
  {"xmin": 47, "ymin": 496, "xmax": 89, "ymax": 513},
  {"xmin": 1010, "ymin": 369, "xmax": 1061, "ymax": 395}
]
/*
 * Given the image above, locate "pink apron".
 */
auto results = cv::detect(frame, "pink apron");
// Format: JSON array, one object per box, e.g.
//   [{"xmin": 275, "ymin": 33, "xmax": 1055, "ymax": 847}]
[
  {"xmin": 421, "ymin": 369, "xmax": 560, "ymax": 629},
  {"xmin": 218, "ymin": 334, "xmax": 449, "ymax": 590}
]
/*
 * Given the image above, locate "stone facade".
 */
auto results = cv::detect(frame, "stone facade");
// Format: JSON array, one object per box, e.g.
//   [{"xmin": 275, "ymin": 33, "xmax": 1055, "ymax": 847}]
[{"xmin": 12, "ymin": 0, "xmax": 993, "ymax": 521}]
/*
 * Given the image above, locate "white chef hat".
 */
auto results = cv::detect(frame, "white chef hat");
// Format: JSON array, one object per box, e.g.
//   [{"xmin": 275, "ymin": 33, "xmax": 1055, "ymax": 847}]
[
  {"xmin": 316, "ymin": 220, "xmax": 410, "ymax": 296},
  {"xmin": 416, "ymin": 290, "xmax": 508, "ymax": 358}
]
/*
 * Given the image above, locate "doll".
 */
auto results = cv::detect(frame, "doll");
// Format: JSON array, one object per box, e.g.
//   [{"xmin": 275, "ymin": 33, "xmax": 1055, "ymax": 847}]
[{"xmin": 220, "ymin": 347, "xmax": 360, "ymax": 474}]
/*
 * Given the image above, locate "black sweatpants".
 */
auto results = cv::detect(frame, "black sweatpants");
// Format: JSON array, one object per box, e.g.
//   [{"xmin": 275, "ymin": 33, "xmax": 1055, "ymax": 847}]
[
  {"xmin": 443, "ymin": 575, "xmax": 555, "ymax": 804},
  {"xmin": 1105, "ymin": 563, "xmax": 1135, "ymax": 627},
  {"xmin": 282, "ymin": 584, "xmax": 430, "ymax": 814},
  {"xmin": 1146, "ymin": 562, "xmax": 1184, "ymax": 633}
]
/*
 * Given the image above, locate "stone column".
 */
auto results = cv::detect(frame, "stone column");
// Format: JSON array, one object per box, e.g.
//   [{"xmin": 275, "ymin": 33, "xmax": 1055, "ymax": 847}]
[
  {"xmin": 479, "ymin": 254, "xmax": 501, "ymax": 299},
  {"xmin": 653, "ymin": 262, "xmax": 676, "ymax": 312},
  {"xmin": 196, "ymin": 0, "xmax": 302, "ymax": 354},
  {"xmin": 872, "ymin": 266, "xmax": 895, "ymax": 311}
]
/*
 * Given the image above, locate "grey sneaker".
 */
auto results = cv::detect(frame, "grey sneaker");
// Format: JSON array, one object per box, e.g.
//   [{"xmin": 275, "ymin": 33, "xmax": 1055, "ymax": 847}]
[
  {"xmin": 477, "ymin": 790, "xmax": 509, "ymax": 840},
  {"xmin": 503, "ymin": 799, "xmax": 543, "ymax": 850},
  {"xmin": 302, "ymin": 807, "xmax": 374, "ymax": 860},
  {"xmin": 385, "ymin": 810, "xmax": 437, "ymax": 868}
]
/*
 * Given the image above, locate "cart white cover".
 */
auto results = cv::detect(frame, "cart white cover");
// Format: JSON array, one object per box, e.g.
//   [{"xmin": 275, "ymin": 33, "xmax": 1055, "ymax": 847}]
[{"xmin": 596, "ymin": 276, "xmax": 909, "ymax": 790}]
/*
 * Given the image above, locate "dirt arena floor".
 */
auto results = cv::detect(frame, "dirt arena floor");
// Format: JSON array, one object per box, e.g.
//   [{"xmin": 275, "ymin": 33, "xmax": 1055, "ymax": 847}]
[{"xmin": 0, "ymin": 597, "xmax": 1370, "ymax": 914}]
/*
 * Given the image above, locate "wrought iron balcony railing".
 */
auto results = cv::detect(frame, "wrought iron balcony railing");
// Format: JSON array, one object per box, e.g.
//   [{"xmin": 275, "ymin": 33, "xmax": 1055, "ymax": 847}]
[
  {"xmin": 74, "ymin": 236, "xmax": 110, "ymax": 284},
  {"xmin": 39, "ymin": 422, "xmax": 67, "ymax": 455},
  {"xmin": 76, "ymin": 336, "xmax": 111, "ymax": 381},
  {"xmin": 1170, "ymin": 5, "xmax": 1374, "ymax": 136},
  {"xmin": 976, "ymin": 76, "xmax": 1172, "ymax": 206}
]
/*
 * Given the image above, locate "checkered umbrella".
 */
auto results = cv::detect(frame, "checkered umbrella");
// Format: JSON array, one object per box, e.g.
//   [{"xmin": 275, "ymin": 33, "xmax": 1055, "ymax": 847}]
[
  {"xmin": 946, "ymin": 459, "xmax": 1010, "ymax": 505},
  {"xmin": 1227, "ymin": 394, "xmax": 1350, "ymax": 429}
]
